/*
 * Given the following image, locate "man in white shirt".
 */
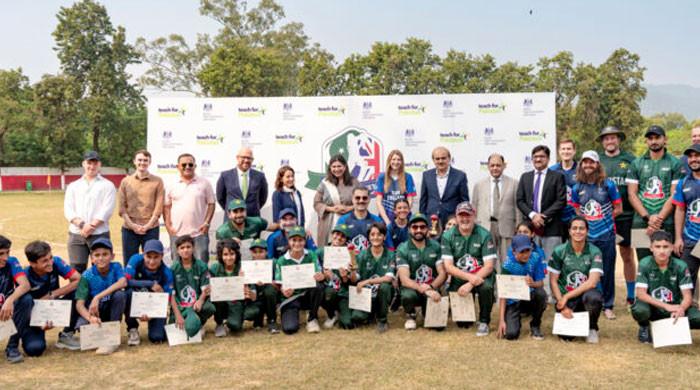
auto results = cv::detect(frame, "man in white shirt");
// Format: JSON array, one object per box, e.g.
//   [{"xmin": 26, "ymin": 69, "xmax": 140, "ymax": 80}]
[{"xmin": 63, "ymin": 151, "xmax": 116, "ymax": 272}]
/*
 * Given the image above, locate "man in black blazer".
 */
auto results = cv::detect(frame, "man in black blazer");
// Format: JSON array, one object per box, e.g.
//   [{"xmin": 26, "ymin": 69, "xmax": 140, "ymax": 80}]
[
  {"xmin": 516, "ymin": 144, "xmax": 567, "ymax": 257},
  {"xmin": 216, "ymin": 147, "xmax": 269, "ymax": 220},
  {"xmin": 419, "ymin": 146, "xmax": 469, "ymax": 225}
]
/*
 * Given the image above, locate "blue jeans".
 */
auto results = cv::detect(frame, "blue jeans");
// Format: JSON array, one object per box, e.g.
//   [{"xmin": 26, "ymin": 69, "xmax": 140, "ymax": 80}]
[
  {"xmin": 121, "ymin": 226, "xmax": 159, "ymax": 265},
  {"xmin": 591, "ymin": 233, "xmax": 617, "ymax": 310},
  {"xmin": 170, "ymin": 234, "xmax": 210, "ymax": 263},
  {"xmin": 6, "ymin": 294, "xmax": 45, "ymax": 356},
  {"xmin": 124, "ymin": 289, "xmax": 166, "ymax": 342},
  {"xmin": 75, "ymin": 290, "xmax": 127, "ymax": 329}
]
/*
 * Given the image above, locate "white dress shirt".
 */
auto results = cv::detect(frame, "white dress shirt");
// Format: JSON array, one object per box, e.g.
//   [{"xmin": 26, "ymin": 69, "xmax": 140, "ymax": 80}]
[
  {"xmin": 64, "ymin": 174, "xmax": 116, "ymax": 235},
  {"xmin": 436, "ymin": 167, "xmax": 450, "ymax": 199}
]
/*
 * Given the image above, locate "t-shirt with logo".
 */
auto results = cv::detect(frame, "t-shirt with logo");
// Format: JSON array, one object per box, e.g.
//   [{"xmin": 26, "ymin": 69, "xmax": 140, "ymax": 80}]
[
  {"xmin": 125, "ymin": 254, "xmax": 174, "ymax": 294},
  {"xmin": 550, "ymin": 161, "xmax": 578, "ymax": 223},
  {"xmin": 387, "ymin": 221, "xmax": 409, "ymax": 250},
  {"xmin": 571, "ymin": 179, "xmax": 621, "ymax": 240},
  {"xmin": 547, "ymin": 242, "xmax": 604, "ymax": 296},
  {"xmin": 356, "ymin": 248, "xmax": 396, "ymax": 298},
  {"xmin": 336, "ymin": 211, "xmax": 385, "ymax": 252},
  {"xmin": 626, "ymin": 150, "xmax": 682, "ymax": 229},
  {"xmin": 26, "ymin": 256, "xmax": 76, "ymax": 299},
  {"xmin": 315, "ymin": 246, "xmax": 348, "ymax": 296},
  {"xmin": 171, "ymin": 259, "xmax": 210, "ymax": 308},
  {"xmin": 440, "ymin": 225, "xmax": 497, "ymax": 290},
  {"xmin": 266, "ymin": 230, "xmax": 317, "ymax": 260},
  {"xmin": 216, "ymin": 216, "xmax": 268, "ymax": 241},
  {"xmin": 0, "ymin": 257, "xmax": 26, "ymax": 307},
  {"xmin": 374, "ymin": 172, "xmax": 417, "ymax": 221},
  {"xmin": 501, "ymin": 250, "xmax": 546, "ymax": 305},
  {"xmin": 396, "ymin": 239, "xmax": 442, "ymax": 286},
  {"xmin": 75, "ymin": 262, "xmax": 125, "ymax": 302},
  {"xmin": 209, "ymin": 261, "xmax": 256, "ymax": 299},
  {"xmin": 599, "ymin": 150, "xmax": 636, "ymax": 220},
  {"xmin": 636, "ymin": 256, "xmax": 692, "ymax": 306},
  {"xmin": 672, "ymin": 176, "xmax": 700, "ymax": 246},
  {"xmin": 274, "ymin": 250, "xmax": 322, "ymax": 296}
]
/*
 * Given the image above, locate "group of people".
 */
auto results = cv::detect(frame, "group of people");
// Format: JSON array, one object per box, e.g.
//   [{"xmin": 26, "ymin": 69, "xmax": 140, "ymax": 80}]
[{"xmin": 1, "ymin": 123, "xmax": 700, "ymax": 363}]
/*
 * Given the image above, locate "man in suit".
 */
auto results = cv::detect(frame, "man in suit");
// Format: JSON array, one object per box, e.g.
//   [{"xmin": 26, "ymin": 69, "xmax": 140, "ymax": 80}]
[
  {"xmin": 516, "ymin": 145, "xmax": 567, "ymax": 298},
  {"xmin": 472, "ymin": 153, "xmax": 520, "ymax": 269},
  {"xmin": 216, "ymin": 147, "xmax": 269, "ymax": 220},
  {"xmin": 419, "ymin": 146, "xmax": 469, "ymax": 226}
]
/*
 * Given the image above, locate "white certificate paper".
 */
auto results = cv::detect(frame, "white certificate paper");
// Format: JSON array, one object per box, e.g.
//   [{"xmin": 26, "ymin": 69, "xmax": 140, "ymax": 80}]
[
  {"xmin": 129, "ymin": 292, "xmax": 169, "ymax": 319},
  {"xmin": 210, "ymin": 276, "xmax": 245, "ymax": 302},
  {"xmin": 30, "ymin": 299, "xmax": 72, "ymax": 327},
  {"xmin": 165, "ymin": 324, "xmax": 203, "ymax": 346},
  {"xmin": 496, "ymin": 275, "xmax": 531, "ymax": 301},
  {"xmin": 449, "ymin": 292, "xmax": 476, "ymax": 323},
  {"xmin": 241, "ymin": 260, "xmax": 273, "ymax": 284},
  {"xmin": 631, "ymin": 229, "xmax": 650, "ymax": 248},
  {"xmin": 651, "ymin": 317, "xmax": 692, "ymax": 348},
  {"xmin": 552, "ymin": 312, "xmax": 590, "ymax": 337},
  {"xmin": 323, "ymin": 246, "xmax": 351, "ymax": 270},
  {"xmin": 0, "ymin": 319, "xmax": 17, "ymax": 341},
  {"xmin": 80, "ymin": 321, "xmax": 121, "ymax": 350},
  {"xmin": 281, "ymin": 263, "xmax": 316, "ymax": 290},
  {"xmin": 349, "ymin": 287, "xmax": 372, "ymax": 312},
  {"xmin": 239, "ymin": 239, "xmax": 254, "ymax": 261},
  {"xmin": 424, "ymin": 296, "xmax": 450, "ymax": 328}
]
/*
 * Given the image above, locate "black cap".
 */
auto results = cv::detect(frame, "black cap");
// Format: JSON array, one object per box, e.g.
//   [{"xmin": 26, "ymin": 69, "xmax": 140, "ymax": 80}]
[
  {"xmin": 596, "ymin": 126, "xmax": 626, "ymax": 142},
  {"xmin": 644, "ymin": 125, "xmax": 665, "ymax": 138},
  {"xmin": 83, "ymin": 150, "xmax": 100, "ymax": 161},
  {"xmin": 684, "ymin": 144, "xmax": 700, "ymax": 156}
]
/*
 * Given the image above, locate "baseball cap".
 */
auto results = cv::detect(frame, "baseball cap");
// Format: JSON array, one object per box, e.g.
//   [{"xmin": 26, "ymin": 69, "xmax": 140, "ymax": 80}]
[
  {"xmin": 684, "ymin": 144, "xmax": 700, "ymax": 156},
  {"xmin": 90, "ymin": 237, "xmax": 113, "ymax": 251},
  {"xmin": 287, "ymin": 226, "xmax": 306, "ymax": 239},
  {"xmin": 644, "ymin": 125, "xmax": 666, "ymax": 138},
  {"xmin": 143, "ymin": 239, "xmax": 164, "ymax": 254},
  {"xmin": 249, "ymin": 238, "xmax": 267, "ymax": 250},
  {"xmin": 580, "ymin": 150, "xmax": 600, "ymax": 163},
  {"xmin": 409, "ymin": 213, "xmax": 429, "ymax": 225},
  {"xmin": 511, "ymin": 234, "xmax": 532, "ymax": 254},
  {"xmin": 278, "ymin": 208, "xmax": 297, "ymax": 219},
  {"xmin": 455, "ymin": 201, "xmax": 475, "ymax": 216},
  {"xmin": 227, "ymin": 199, "xmax": 246, "ymax": 211},
  {"xmin": 83, "ymin": 150, "xmax": 100, "ymax": 161},
  {"xmin": 596, "ymin": 126, "xmax": 625, "ymax": 142},
  {"xmin": 331, "ymin": 223, "xmax": 351, "ymax": 238}
]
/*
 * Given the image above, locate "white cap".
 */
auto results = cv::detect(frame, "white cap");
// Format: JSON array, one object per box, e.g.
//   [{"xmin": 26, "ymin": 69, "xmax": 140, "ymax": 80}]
[{"xmin": 581, "ymin": 150, "xmax": 599, "ymax": 163}]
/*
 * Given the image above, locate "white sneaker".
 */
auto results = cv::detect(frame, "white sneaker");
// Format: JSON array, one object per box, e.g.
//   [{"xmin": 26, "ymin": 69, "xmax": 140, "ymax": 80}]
[
  {"xmin": 306, "ymin": 319, "xmax": 321, "ymax": 333},
  {"xmin": 586, "ymin": 329, "xmax": 599, "ymax": 344},
  {"xmin": 95, "ymin": 345, "xmax": 118, "ymax": 355},
  {"xmin": 323, "ymin": 316, "xmax": 338, "ymax": 329},
  {"xmin": 476, "ymin": 322, "xmax": 489, "ymax": 337},
  {"xmin": 215, "ymin": 324, "xmax": 228, "ymax": 338},
  {"xmin": 404, "ymin": 318, "xmax": 417, "ymax": 330},
  {"xmin": 127, "ymin": 329, "xmax": 140, "ymax": 346}
]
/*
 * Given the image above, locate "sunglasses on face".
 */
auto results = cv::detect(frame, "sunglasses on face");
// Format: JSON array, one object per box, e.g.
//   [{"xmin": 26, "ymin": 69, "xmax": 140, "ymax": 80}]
[
  {"xmin": 180, "ymin": 163, "xmax": 194, "ymax": 168},
  {"xmin": 354, "ymin": 196, "xmax": 369, "ymax": 201},
  {"xmin": 411, "ymin": 225, "xmax": 427, "ymax": 230}
]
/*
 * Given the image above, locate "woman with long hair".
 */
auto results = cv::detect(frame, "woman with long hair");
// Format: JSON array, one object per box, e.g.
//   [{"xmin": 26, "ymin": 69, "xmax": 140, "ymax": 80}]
[
  {"xmin": 272, "ymin": 165, "xmax": 306, "ymax": 227},
  {"xmin": 313, "ymin": 155, "xmax": 359, "ymax": 246},
  {"xmin": 374, "ymin": 150, "xmax": 416, "ymax": 225}
]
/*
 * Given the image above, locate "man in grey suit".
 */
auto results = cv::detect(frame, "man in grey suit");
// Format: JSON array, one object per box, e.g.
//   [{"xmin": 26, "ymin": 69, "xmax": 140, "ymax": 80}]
[
  {"xmin": 216, "ymin": 147, "xmax": 269, "ymax": 221},
  {"xmin": 472, "ymin": 153, "xmax": 520, "ymax": 269}
]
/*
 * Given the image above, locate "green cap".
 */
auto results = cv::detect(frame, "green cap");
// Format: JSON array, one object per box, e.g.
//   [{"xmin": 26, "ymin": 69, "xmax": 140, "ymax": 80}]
[
  {"xmin": 331, "ymin": 223, "xmax": 351, "ymax": 238},
  {"xmin": 249, "ymin": 238, "xmax": 267, "ymax": 250},
  {"xmin": 287, "ymin": 226, "xmax": 306, "ymax": 239},
  {"xmin": 409, "ymin": 213, "xmax": 429, "ymax": 225},
  {"xmin": 227, "ymin": 199, "xmax": 246, "ymax": 211}
]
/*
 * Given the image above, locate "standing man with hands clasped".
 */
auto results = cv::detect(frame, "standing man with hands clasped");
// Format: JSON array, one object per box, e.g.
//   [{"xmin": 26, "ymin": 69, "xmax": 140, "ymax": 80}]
[{"xmin": 217, "ymin": 147, "xmax": 269, "ymax": 220}]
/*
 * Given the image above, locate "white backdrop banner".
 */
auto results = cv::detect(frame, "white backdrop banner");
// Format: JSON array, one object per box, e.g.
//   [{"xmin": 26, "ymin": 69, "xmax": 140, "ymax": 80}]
[{"xmin": 148, "ymin": 93, "xmax": 556, "ymax": 253}]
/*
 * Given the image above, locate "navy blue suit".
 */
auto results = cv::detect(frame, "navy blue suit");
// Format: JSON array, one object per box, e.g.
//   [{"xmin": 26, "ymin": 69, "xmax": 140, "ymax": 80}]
[
  {"xmin": 271, "ymin": 189, "xmax": 306, "ymax": 227},
  {"xmin": 216, "ymin": 168, "xmax": 268, "ymax": 217},
  {"xmin": 419, "ymin": 167, "xmax": 469, "ymax": 225}
]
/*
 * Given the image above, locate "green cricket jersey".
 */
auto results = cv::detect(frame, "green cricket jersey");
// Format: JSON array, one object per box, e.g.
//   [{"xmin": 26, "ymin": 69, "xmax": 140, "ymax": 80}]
[
  {"xmin": 636, "ymin": 256, "xmax": 692, "ymax": 306},
  {"xmin": 396, "ymin": 239, "xmax": 442, "ymax": 285},
  {"xmin": 626, "ymin": 149, "xmax": 682, "ymax": 229},
  {"xmin": 215, "ymin": 216, "xmax": 268, "ymax": 240},
  {"xmin": 356, "ymin": 248, "xmax": 395, "ymax": 298},
  {"xmin": 440, "ymin": 225, "xmax": 497, "ymax": 290},
  {"xmin": 315, "ymin": 246, "xmax": 349, "ymax": 297},
  {"xmin": 171, "ymin": 259, "xmax": 210, "ymax": 308},
  {"xmin": 599, "ymin": 149, "xmax": 636, "ymax": 220},
  {"xmin": 548, "ymin": 242, "xmax": 604, "ymax": 296},
  {"xmin": 274, "ymin": 250, "xmax": 321, "ymax": 296}
]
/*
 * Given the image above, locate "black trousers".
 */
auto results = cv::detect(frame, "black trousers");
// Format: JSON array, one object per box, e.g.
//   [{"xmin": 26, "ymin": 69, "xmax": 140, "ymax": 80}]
[{"xmin": 504, "ymin": 287, "xmax": 547, "ymax": 340}]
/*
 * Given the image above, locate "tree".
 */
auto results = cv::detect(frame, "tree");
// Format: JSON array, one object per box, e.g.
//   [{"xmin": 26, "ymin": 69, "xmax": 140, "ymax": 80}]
[
  {"xmin": 440, "ymin": 51, "xmax": 496, "ymax": 93},
  {"xmin": 0, "ymin": 69, "xmax": 37, "ymax": 165},
  {"xmin": 534, "ymin": 51, "xmax": 576, "ymax": 136},
  {"xmin": 297, "ymin": 45, "xmax": 338, "ymax": 96}
]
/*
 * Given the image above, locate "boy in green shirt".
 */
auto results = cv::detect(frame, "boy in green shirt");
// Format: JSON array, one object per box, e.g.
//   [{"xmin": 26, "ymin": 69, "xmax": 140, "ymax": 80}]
[
  {"xmin": 216, "ymin": 199, "xmax": 278, "ymax": 241},
  {"xmin": 248, "ymin": 238, "xmax": 280, "ymax": 334},
  {"xmin": 317, "ymin": 224, "xmax": 355, "ymax": 329}
]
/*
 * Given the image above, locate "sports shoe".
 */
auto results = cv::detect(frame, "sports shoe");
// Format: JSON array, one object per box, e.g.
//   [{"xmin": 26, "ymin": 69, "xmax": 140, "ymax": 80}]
[
  {"xmin": 268, "ymin": 322, "xmax": 280, "ymax": 334},
  {"xmin": 323, "ymin": 314, "xmax": 338, "ymax": 329},
  {"xmin": 5, "ymin": 348, "xmax": 23, "ymax": 364},
  {"xmin": 127, "ymin": 329, "xmax": 140, "ymax": 346},
  {"xmin": 377, "ymin": 322, "xmax": 388, "ymax": 333},
  {"xmin": 95, "ymin": 345, "xmax": 118, "ymax": 355},
  {"xmin": 586, "ymin": 329, "xmax": 599, "ymax": 344},
  {"xmin": 638, "ymin": 325, "xmax": 652, "ymax": 344},
  {"xmin": 306, "ymin": 319, "xmax": 321, "ymax": 333},
  {"xmin": 56, "ymin": 331, "xmax": 80, "ymax": 350},
  {"xmin": 215, "ymin": 324, "xmax": 228, "ymax": 338},
  {"xmin": 476, "ymin": 322, "xmax": 489, "ymax": 337},
  {"xmin": 404, "ymin": 313, "xmax": 417, "ymax": 330},
  {"xmin": 604, "ymin": 309, "xmax": 616, "ymax": 320},
  {"xmin": 530, "ymin": 326, "xmax": 544, "ymax": 340}
]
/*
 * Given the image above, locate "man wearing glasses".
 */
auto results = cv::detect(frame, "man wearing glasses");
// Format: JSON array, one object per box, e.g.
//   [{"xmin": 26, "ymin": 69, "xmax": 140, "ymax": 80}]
[
  {"xmin": 164, "ymin": 154, "xmax": 216, "ymax": 262},
  {"xmin": 216, "ymin": 147, "xmax": 269, "ymax": 220},
  {"xmin": 337, "ymin": 187, "xmax": 384, "ymax": 251}
]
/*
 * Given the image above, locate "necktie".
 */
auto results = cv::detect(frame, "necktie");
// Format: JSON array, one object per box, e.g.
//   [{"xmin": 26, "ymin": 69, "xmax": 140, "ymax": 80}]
[
  {"xmin": 241, "ymin": 173, "xmax": 248, "ymax": 199},
  {"xmin": 532, "ymin": 171, "xmax": 542, "ymax": 213},
  {"xmin": 492, "ymin": 178, "xmax": 500, "ymax": 217}
]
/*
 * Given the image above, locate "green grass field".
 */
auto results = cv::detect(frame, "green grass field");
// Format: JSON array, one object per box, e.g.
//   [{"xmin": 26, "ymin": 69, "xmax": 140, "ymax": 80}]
[{"xmin": 1, "ymin": 191, "xmax": 699, "ymax": 389}]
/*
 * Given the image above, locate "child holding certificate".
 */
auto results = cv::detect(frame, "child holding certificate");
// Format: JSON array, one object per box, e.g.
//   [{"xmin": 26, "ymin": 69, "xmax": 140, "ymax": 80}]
[
  {"xmin": 250, "ymin": 239, "xmax": 281, "ymax": 334},
  {"xmin": 316, "ymin": 224, "xmax": 355, "ymax": 329},
  {"xmin": 211, "ymin": 239, "xmax": 258, "ymax": 337},
  {"xmin": 124, "ymin": 239, "xmax": 175, "ymax": 345},
  {"xmin": 170, "ymin": 235, "xmax": 215, "ymax": 338},
  {"xmin": 274, "ymin": 226, "xmax": 325, "ymax": 334},
  {"xmin": 352, "ymin": 222, "xmax": 395, "ymax": 333},
  {"xmin": 0, "ymin": 235, "xmax": 33, "ymax": 363},
  {"xmin": 74, "ymin": 238, "xmax": 127, "ymax": 355}
]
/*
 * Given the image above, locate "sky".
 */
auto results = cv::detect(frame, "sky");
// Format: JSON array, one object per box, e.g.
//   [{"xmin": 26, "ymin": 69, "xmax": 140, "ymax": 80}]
[{"xmin": 1, "ymin": 0, "xmax": 698, "ymax": 93}]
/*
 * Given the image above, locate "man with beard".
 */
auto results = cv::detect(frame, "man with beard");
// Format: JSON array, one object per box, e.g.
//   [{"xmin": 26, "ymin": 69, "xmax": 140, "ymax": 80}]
[
  {"xmin": 627, "ymin": 125, "xmax": 683, "ymax": 261},
  {"xmin": 571, "ymin": 151, "xmax": 622, "ymax": 320},
  {"xmin": 337, "ymin": 187, "xmax": 384, "ymax": 251},
  {"xmin": 598, "ymin": 126, "xmax": 637, "ymax": 306},
  {"xmin": 673, "ymin": 144, "xmax": 700, "ymax": 292},
  {"xmin": 267, "ymin": 208, "xmax": 316, "ymax": 260},
  {"xmin": 396, "ymin": 214, "xmax": 445, "ymax": 330},
  {"xmin": 680, "ymin": 126, "xmax": 700, "ymax": 177},
  {"xmin": 441, "ymin": 201, "xmax": 497, "ymax": 336},
  {"xmin": 215, "ymin": 199, "xmax": 278, "ymax": 242}
]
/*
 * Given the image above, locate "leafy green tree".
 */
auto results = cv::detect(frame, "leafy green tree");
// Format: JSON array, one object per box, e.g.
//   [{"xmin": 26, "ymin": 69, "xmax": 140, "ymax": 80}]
[{"xmin": 0, "ymin": 69, "xmax": 37, "ymax": 165}]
